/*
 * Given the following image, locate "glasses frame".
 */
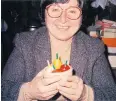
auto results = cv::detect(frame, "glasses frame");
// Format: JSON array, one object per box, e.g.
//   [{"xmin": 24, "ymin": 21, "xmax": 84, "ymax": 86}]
[{"xmin": 46, "ymin": 4, "xmax": 82, "ymax": 20}]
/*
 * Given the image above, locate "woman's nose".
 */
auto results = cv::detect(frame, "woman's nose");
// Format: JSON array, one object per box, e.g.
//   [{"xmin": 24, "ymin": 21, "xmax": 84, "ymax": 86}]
[{"xmin": 59, "ymin": 11, "xmax": 67, "ymax": 24}]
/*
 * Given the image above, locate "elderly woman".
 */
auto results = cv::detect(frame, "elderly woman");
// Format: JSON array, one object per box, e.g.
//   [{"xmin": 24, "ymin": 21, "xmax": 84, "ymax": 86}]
[{"xmin": 2, "ymin": 0, "xmax": 116, "ymax": 101}]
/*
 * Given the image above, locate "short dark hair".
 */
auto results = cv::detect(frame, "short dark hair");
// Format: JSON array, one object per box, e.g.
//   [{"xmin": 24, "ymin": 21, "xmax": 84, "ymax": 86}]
[{"xmin": 38, "ymin": 0, "xmax": 84, "ymax": 24}]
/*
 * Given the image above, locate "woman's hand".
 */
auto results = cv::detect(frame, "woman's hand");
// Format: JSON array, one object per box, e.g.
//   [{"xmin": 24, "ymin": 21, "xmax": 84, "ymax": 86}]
[
  {"xmin": 58, "ymin": 76, "xmax": 85, "ymax": 101},
  {"xmin": 21, "ymin": 67, "xmax": 61, "ymax": 101}
]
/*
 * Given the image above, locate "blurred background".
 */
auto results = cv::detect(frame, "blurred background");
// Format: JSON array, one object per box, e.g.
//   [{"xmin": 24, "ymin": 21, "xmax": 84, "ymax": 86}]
[{"xmin": 1, "ymin": 1, "xmax": 42, "ymax": 71}]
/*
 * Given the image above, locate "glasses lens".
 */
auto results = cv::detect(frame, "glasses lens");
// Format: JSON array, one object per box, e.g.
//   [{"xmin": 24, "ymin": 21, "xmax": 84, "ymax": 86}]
[
  {"xmin": 66, "ymin": 7, "xmax": 81, "ymax": 20},
  {"xmin": 47, "ymin": 5, "xmax": 62, "ymax": 18}
]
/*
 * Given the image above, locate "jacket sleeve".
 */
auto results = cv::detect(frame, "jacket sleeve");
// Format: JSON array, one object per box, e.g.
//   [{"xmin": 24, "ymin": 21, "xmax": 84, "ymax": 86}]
[
  {"xmin": 2, "ymin": 33, "xmax": 26, "ymax": 101},
  {"xmin": 91, "ymin": 47, "xmax": 116, "ymax": 101}
]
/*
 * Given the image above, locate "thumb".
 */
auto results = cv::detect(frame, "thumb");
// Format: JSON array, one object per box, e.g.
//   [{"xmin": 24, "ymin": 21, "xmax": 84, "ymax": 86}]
[{"xmin": 44, "ymin": 66, "xmax": 53, "ymax": 73}]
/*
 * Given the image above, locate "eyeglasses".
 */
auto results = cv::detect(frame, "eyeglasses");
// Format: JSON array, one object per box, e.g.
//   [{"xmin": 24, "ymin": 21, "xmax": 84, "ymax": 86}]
[{"xmin": 46, "ymin": 4, "xmax": 82, "ymax": 20}]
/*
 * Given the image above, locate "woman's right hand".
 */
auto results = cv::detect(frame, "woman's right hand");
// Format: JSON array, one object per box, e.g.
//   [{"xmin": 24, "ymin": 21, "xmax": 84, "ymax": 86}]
[{"xmin": 20, "ymin": 67, "xmax": 61, "ymax": 101}]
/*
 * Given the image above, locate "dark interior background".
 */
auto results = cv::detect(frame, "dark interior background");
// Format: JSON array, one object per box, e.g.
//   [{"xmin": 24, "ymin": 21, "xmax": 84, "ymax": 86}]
[
  {"xmin": 1, "ymin": 0, "xmax": 116, "ymax": 78},
  {"xmin": 1, "ymin": 1, "xmax": 42, "ymax": 71}
]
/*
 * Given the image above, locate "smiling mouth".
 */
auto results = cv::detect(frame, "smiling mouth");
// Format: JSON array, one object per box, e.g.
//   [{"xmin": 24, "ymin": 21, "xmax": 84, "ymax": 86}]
[{"xmin": 56, "ymin": 25, "xmax": 69, "ymax": 30}]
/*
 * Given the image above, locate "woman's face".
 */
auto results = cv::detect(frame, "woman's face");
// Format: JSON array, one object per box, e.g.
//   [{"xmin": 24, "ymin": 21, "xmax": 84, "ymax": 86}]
[{"xmin": 45, "ymin": 0, "xmax": 82, "ymax": 41}]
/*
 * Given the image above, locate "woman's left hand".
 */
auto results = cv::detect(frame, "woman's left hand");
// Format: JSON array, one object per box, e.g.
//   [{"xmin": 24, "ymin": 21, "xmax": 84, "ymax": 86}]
[{"xmin": 58, "ymin": 76, "xmax": 84, "ymax": 101}]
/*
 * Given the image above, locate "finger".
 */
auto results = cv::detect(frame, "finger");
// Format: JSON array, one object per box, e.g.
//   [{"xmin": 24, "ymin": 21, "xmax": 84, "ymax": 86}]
[
  {"xmin": 58, "ymin": 85, "xmax": 76, "ymax": 95},
  {"xmin": 43, "ymin": 82, "xmax": 58, "ymax": 92},
  {"xmin": 59, "ymin": 90, "xmax": 77, "ymax": 100},
  {"xmin": 67, "ymin": 76, "xmax": 80, "ymax": 83},
  {"xmin": 41, "ymin": 89, "xmax": 58, "ymax": 98},
  {"xmin": 42, "ymin": 76, "xmax": 61, "ymax": 86},
  {"xmin": 58, "ymin": 77, "xmax": 84, "ymax": 101},
  {"xmin": 44, "ymin": 72, "xmax": 60, "ymax": 78},
  {"xmin": 59, "ymin": 80, "xmax": 77, "ymax": 89},
  {"xmin": 40, "ymin": 94, "xmax": 55, "ymax": 100},
  {"xmin": 44, "ymin": 74, "xmax": 60, "ymax": 78}
]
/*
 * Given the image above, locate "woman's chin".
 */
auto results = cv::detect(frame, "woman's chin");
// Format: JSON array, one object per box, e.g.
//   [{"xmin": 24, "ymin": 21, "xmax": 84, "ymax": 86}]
[{"xmin": 54, "ymin": 36, "xmax": 72, "ymax": 41}]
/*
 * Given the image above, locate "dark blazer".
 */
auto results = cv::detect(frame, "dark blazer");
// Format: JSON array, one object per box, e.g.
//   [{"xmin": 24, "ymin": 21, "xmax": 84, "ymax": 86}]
[{"xmin": 2, "ymin": 26, "xmax": 116, "ymax": 101}]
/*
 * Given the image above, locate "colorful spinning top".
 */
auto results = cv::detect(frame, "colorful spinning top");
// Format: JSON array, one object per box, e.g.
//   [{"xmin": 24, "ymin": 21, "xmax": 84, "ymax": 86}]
[{"xmin": 53, "ymin": 53, "xmax": 62, "ymax": 69}]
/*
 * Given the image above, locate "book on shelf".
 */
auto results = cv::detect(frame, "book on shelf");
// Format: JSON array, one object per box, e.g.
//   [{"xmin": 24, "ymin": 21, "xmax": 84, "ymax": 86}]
[
  {"xmin": 108, "ymin": 55, "xmax": 116, "ymax": 69},
  {"xmin": 103, "ymin": 31, "xmax": 116, "ymax": 38},
  {"xmin": 104, "ymin": 27, "xmax": 116, "ymax": 33},
  {"xmin": 108, "ymin": 47, "xmax": 116, "ymax": 54}
]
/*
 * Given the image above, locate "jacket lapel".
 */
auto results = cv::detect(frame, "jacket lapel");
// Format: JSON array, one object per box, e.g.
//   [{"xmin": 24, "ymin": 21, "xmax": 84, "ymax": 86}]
[
  {"xmin": 70, "ymin": 31, "xmax": 88, "ymax": 79},
  {"xmin": 33, "ymin": 27, "xmax": 51, "ymax": 75}
]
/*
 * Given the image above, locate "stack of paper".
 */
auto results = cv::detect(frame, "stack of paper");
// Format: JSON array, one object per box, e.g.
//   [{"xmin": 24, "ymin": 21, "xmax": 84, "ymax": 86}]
[
  {"xmin": 103, "ymin": 27, "xmax": 116, "ymax": 38},
  {"xmin": 108, "ymin": 56, "xmax": 116, "ymax": 69}
]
